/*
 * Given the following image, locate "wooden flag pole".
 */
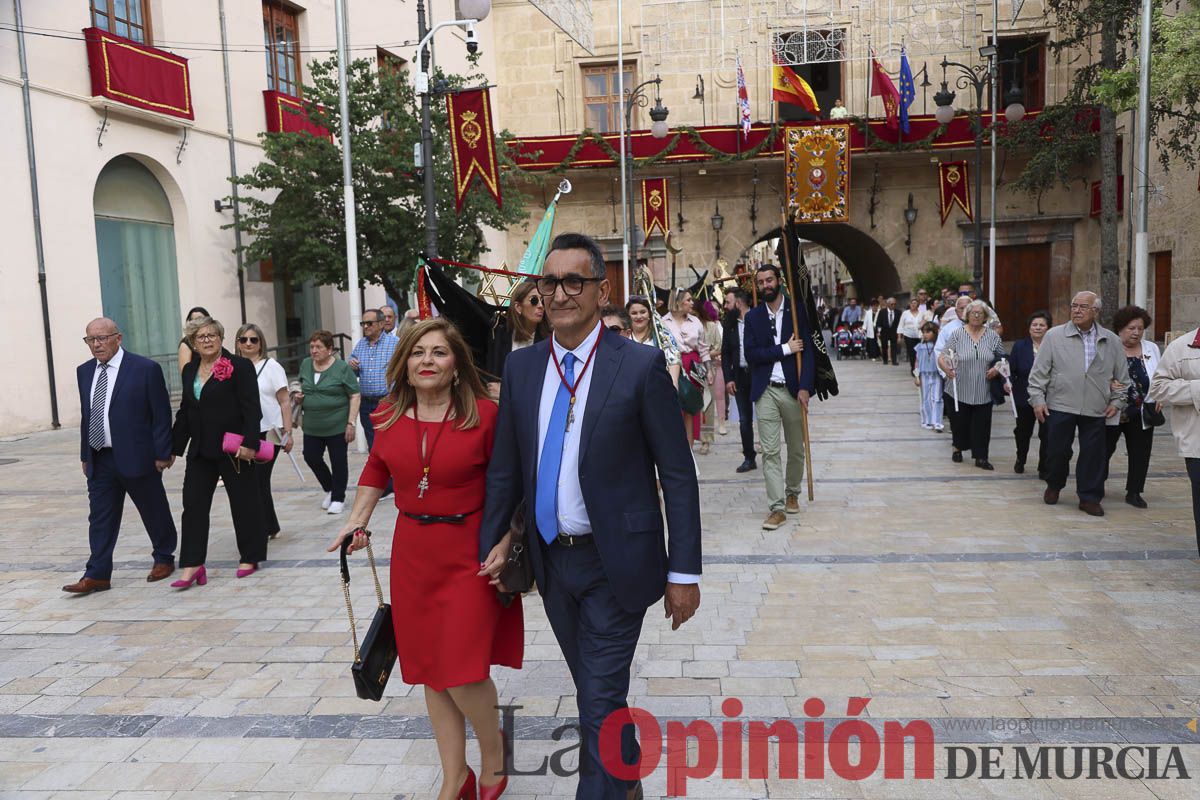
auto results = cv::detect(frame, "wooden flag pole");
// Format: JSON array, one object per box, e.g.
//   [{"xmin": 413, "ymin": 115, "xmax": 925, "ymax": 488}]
[{"xmin": 778, "ymin": 211, "xmax": 815, "ymax": 501}]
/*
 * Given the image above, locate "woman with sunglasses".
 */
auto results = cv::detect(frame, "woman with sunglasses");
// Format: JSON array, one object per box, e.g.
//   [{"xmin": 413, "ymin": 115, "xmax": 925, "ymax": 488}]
[
  {"xmin": 484, "ymin": 279, "xmax": 550, "ymax": 400},
  {"xmin": 236, "ymin": 323, "xmax": 292, "ymax": 540}
]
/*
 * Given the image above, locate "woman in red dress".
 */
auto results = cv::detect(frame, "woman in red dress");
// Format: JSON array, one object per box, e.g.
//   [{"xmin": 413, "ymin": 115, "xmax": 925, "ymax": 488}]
[{"xmin": 329, "ymin": 318, "xmax": 522, "ymax": 800}]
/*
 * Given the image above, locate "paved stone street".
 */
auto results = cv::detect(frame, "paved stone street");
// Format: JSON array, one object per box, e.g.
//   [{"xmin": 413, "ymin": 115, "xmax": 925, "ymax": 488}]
[{"xmin": 2, "ymin": 359, "xmax": 1199, "ymax": 799}]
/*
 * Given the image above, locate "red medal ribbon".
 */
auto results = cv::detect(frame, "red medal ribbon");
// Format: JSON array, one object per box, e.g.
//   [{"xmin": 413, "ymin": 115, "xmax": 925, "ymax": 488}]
[{"xmin": 548, "ymin": 329, "xmax": 604, "ymax": 420}]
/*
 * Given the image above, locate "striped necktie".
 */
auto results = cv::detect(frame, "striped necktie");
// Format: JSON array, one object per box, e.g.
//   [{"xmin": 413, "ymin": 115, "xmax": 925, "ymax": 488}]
[{"xmin": 89, "ymin": 363, "xmax": 108, "ymax": 450}]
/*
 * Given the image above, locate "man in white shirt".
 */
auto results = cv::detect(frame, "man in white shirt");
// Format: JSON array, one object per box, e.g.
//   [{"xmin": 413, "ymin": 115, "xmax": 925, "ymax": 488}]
[{"xmin": 480, "ymin": 233, "xmax": 701, "ymax": 800}]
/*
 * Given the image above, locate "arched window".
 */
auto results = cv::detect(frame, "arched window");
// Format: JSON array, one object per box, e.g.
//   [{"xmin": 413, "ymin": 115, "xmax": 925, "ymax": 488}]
[{"xmin": 93, "ymin": 156, "xmax": 181, "ymax": 359}]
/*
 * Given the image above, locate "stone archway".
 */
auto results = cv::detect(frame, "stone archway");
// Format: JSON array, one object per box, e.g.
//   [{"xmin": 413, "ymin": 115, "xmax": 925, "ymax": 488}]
[{"xmin": 745, "ymin": 223, "xmax": 903, "ymax": 299}]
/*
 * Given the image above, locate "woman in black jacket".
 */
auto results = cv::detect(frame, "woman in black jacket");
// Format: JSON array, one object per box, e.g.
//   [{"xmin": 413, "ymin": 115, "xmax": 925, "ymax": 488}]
[
  {"xmin": 483, "ymin": 279, "xmax": 549, "ymax": 398},
  {"xmin": 171, "ymin": 316, "xmax": 266, "ymax": 588},
  {"xmin": 1009, "ymin": 310, "xmax": 1052, "ymax": 476}
]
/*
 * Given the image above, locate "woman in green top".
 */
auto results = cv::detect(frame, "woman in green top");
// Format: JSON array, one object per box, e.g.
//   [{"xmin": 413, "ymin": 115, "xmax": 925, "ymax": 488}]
[{"xmin": 296, "ymin": 330, "xmax": 361, "ymax": 514}]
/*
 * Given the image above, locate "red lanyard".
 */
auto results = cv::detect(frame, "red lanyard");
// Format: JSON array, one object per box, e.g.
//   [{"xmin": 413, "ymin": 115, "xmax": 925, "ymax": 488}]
[
  {"xmin": 413, "ymin": 402, "xmax": 453, "ymax": 498},
  {"xmin": 549, "ymin": 331, "xmax": 603, "ymax": 431}
]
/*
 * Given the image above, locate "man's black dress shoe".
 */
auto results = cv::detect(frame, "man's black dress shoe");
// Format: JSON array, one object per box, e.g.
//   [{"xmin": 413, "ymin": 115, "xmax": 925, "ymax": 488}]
[
  {"xmin": 1125, "ymin": 493, "xmax": 1148, "ymax": 509},
  {"xmin": 735, "ymin": 459, "xmax": 757, "ymax": 473},
  {"xmin": 951, "ymin": 450, "xmax": 963, "ymax": 463},
  {"xmin": 975, "ymin": 460, "xmax": 994, "ymax": 471}
]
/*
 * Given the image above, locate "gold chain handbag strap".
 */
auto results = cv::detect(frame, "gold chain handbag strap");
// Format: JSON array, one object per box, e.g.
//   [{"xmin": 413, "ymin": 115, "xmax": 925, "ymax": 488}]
[{"xmin": 339, "ymin": 527, "xmax": 379, "ymax": 664}]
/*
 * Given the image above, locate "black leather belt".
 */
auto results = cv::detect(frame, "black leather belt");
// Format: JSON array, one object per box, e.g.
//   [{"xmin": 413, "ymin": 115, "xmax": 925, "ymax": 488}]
[
  {"xmin": 403, "ymin": 512, "xmax": 467, "ymax": 525},
  {"xmin": 554, "ymin": 532, "xmax": 593, "ymax": 547},
  {"xmin": 769, "ymin": 380, "xmax": 788, "ymax": 387}
]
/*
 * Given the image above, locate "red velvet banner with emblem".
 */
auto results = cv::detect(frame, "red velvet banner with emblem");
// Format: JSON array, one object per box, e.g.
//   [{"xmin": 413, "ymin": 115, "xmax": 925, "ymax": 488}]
[
  {"xmin": 641, "ymin": 178, "xmax": 670, "ymax": 237},
  {"xmin": 263, "ymin": 91, "xmax": 331, "ymax": 138},
  {"xmin": 446, "ymin": 89, "xmax": 502, "ymax": 212},
  {"xmin": 938, "ymin": 161, "xmax": 973, "ymax": 224},
  {"xmin": 83, "ymin": 27, "xmax": 193, "ymax": 120}
]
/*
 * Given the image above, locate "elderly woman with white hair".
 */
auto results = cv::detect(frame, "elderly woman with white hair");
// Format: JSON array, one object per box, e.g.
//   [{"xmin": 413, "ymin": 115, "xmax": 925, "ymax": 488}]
[{"xmin": 938, "ymin": 300, "xmax": 1008, "ymax": 470}]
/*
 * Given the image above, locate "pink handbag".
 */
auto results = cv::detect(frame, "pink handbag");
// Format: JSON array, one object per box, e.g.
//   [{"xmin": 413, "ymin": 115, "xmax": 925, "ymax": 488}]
[{"xmin": 221, "ymin": 432, "xmax": 275, "ymax": 463}]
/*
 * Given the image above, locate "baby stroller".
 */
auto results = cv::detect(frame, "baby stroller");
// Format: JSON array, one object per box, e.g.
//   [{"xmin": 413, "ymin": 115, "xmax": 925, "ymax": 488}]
[
  {"xmin": 849, "ymin": 324, "xmax": 867, "ymax": 359},
  {"xmin": 834, "ymin": 325, "xmax": 853, "ymax": 360}
]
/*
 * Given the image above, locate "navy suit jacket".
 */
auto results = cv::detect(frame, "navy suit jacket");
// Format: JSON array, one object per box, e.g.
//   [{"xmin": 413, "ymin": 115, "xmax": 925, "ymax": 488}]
[
  {"xmin": 479, "ymin": 328, "xmax": 703, "ymax": 613},
  {"xmin": 742, "ymin": 297, "xmax": 816, "ymax": 403},
  {"xmin": 77, "ymin": 350, "xmax": 173, "ymax": 479},
  {"xmin": 1009, "ymin": 337, "xmax": 1035, "ymax": 408}
]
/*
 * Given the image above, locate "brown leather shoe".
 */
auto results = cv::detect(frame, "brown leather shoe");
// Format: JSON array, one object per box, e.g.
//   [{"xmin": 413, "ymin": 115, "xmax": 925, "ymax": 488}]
[
  {"xmin": 762, "ymin": 511, "xmax": 788, "ymax": 530},
  {"xmin": 1043, "ymin": 488, "xmax": 1060, "ymax": 505},
  {"xmin": 1079, "ymin": 501, "xmax": 1105, "ymax": 517},
  {"xmin": 147, "ymin": 562, "xmax": 175, "ymax": 582},
  {"xmin": 62, "ymin": 577, "xmax": 111, "ymax": 595},
  {"xmin": 785, "ymin": 494, "xmax": 801, "ymax": 514}
]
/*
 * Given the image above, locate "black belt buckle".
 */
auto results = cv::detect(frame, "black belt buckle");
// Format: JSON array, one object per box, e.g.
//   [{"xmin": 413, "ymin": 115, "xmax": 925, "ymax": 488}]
[
  {"xmin": 770, "ymin": 380, "xmax": 787, "ymax": 387},
  {"xmin": 555, "ymin": 532, "xmax": 590, "ymax": 547},
  {"xmin": 403, "ymin": 512, "xmax": 467, "ymax": 525}
]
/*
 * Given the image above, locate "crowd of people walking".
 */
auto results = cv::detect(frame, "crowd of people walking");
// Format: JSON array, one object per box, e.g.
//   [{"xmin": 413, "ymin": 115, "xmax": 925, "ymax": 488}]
[{"xmin": 66, "ymin": 231, "xmax": 1200, "ymax": 800}]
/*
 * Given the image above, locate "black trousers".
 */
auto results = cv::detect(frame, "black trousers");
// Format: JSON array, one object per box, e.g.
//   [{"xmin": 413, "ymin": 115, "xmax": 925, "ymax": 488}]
[
  {"xmin": 733, "ymin": 374, "xmax": 755, "ymax": 462},
  {"xmin": 541, "ymin": 539, "xmax": 645, "ymax": 799},
  {"xmin": 1186, "ymin": 458, "xmax": 1200, "ymax": 556},
  {"xmin": 866, "ymin": 337, "xmax": 880, "ymax": 359},
  {"xmin": 256, "ymin": 441, "xmax": 281, "ymax": 536},
  {"xmin": 1043, "ymin": 411, "xmax": 1107, "ymax": 503},
  {"xmin": 1104, "ymin": 417, "xmax": 1155, "ymax": 496},
  {"xmin": 1014, "ymin": 405, "xmax": 1048, "ymax": 475},
  {"xmin": 903, "ymin": 336, "xmax": 920, "ymax": 372},
  {"xmin": 180, "ymin": 454, "xmax": 267, "ymax": 567},
  {"xmin": 303, "ymin": 433, "xmax": 349, "ymax": 502},
  {"xmin": 945, "ymin": 393, "xmax": 969, "ymax": 452},
  {"xmin": 84, "ymin": 448, "xmax": 177, "ymax": 580},
  {"xmin": 879, "ymin": 334, "xmax": 897, "ymax": 365},
  {"xmin": 959, "ymin": 401, "xmax": 994, "ymax": 460}
]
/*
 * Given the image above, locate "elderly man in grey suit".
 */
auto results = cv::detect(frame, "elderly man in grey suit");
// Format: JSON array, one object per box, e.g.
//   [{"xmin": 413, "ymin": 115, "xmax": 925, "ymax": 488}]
[{"xmin": 1028, "ymin": 291, "xmax": 1129, "ymax": 516}]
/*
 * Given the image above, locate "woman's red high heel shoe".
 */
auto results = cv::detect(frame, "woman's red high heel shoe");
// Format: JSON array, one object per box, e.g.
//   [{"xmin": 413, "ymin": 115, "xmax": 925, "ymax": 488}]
[
  {"xmin": 170, "ymin": 565, "xmax": 206, "ymax": 589},
  {"xmin": 479, "ymin": 729, "xmax": 509, "ymax": 800},
  {"xmin": 456, "ymin": 767, "xmax": 477, "ymax": 800}
]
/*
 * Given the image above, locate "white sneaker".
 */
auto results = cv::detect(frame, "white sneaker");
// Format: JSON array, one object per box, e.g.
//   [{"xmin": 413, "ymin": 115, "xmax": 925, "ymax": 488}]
[
  {"xmin": 321, "ymin": 492, "xmax": 332, "ymax": 510},
  {"xmin": 922, "ymin": 423, "xmax": 934, "ymax": 430},
  {"xmin": 934, "ymin": 425, "xmax": 945, "ymax": 433},
  {"xmin": 327, "ymin": 501, "xmax": 345, "ymax": 514}
]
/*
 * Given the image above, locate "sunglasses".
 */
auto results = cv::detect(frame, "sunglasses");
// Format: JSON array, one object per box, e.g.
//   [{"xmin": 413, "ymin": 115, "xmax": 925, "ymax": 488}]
[
  {"xmin": 237, "ymin": 336, "xmax": 259, "ymax": 344},
  {"xmin": 360, "ymin": 319, "xmax": 380, "ymax": 326},
  {"xmin": 607, "ymin": 324, "xmax": 624, "ymax": 333},
  {"xmin": 527, "ymin": 295, "xmax": 541, "ymax": 306}
]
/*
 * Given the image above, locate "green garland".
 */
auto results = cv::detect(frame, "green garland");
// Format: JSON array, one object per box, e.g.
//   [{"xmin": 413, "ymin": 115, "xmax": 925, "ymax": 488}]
[
  {"xmin": 846, "ymin": 115, "xmax": 950, "ymax": 152},
  {"xmin": 506, "ymin": 123, "xmax": 783, "ymax": 174}
]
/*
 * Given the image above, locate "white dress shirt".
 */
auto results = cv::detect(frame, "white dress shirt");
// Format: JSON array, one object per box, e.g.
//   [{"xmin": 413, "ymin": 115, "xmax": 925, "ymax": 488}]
[
  {"xmin": 537, "ymin": 322, "xmax": 699, "ymax": 585},
  {"xmin": 89, "ymin": 347, "xmax": 125, "ymax": 449},
  {"xmin": 737, "ymin": 318, "xmax": 748, "ymax": 369},
  {"xmin": 766, "ymin": 299, "xmax": 793, "ymax": 384}
]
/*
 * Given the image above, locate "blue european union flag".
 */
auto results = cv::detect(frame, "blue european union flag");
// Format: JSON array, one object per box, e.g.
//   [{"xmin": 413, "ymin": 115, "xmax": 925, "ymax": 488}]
[{"xmin": 899, "ymin": 47, "xmax": 915, "ymax": 135}]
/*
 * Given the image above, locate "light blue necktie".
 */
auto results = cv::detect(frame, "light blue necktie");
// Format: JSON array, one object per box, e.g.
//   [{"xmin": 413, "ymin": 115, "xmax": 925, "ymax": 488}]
[{"xmin": 536, "ymin": 352, "xmax": 575, "ymax": 544}]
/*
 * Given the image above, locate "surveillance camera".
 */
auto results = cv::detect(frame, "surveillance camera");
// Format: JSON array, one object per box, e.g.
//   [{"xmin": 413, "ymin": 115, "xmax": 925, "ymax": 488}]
[{"xmin": 465, "ymin": 24, "xmax": 479, "ymax": 55}]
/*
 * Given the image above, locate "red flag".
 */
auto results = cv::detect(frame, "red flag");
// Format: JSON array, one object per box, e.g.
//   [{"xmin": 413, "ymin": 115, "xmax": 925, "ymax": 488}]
[
  {"xmin": 938, "ymin": 161, "xmax": 973, "ymax": 224},
  {"xmin": 870, "ymin": 57, "xmax": 901, "ymax": 130},
  {"xmin": 446, "ymin": 88, "xmax": 502, "ymax": 212},
  {"xmin": 640, "ymin": 178, "xmax": 670, "ymax": 238}
]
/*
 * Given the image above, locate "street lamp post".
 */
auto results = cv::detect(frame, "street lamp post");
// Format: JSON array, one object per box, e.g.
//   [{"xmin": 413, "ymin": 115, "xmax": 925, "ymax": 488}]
[
  {"xmin": 621, "ymin": 76, "xmax": 669, "ymax": 296},
  {"xmin": 933, "ymin": 52, "xmax": 1024, "ymax": 296}
]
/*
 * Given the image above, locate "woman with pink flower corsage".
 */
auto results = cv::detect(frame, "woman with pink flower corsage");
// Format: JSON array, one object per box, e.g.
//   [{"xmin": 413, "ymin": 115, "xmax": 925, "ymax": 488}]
[{"xmin": 171, "ymin": 316, "xmax": 267, "ymax": 588}]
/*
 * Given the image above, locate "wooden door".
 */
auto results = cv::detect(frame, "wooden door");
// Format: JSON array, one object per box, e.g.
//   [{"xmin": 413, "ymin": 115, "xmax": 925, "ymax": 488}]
[
  {"xmin": 604, "ymin": 261, "xmax": 627, "ymax": 307},
  {"xmin": 1153, "ymin": 251, "xmax": 1172, "ymax": 339},
  {"xmin": 988, "ymin": 244, "xmax": 1051, "ymax": 340}
]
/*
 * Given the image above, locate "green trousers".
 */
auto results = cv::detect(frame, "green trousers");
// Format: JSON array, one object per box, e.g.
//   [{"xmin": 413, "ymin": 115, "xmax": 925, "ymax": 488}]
[{"xmin": 755, "ymin": 384, "xmax": 806, "ymax": 513}]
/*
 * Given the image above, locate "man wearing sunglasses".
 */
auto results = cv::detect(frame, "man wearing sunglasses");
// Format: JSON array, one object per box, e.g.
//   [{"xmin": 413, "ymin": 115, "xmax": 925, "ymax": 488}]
[
  {"xmin": 480, "ymin": 233, "xmax": 701, "ymax": 800},
  {"xmin": 348, "ymin": 308, "xmax": 398, "ymax": 450}
]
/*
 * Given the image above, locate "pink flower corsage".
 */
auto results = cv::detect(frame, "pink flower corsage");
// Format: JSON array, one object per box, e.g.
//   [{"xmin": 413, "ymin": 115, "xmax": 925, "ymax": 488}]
[{"xmin": 211, "ymin": 357, "xmax": 234, "ymax": 381}]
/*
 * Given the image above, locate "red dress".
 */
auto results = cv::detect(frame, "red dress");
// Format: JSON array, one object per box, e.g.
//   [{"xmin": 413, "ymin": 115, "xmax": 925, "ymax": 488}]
[{"xmin": 358, "ymin": 398, "xmax": 523, "ymax": 691}]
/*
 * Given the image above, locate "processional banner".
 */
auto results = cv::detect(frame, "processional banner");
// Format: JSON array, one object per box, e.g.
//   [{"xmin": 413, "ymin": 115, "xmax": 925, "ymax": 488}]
[{"xmin": 784, "ymin": 124, "xmax": 850, "ymax": 224}]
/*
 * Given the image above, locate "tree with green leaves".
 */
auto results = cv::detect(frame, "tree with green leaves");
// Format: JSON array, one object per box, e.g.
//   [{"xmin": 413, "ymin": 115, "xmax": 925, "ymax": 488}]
[
  {"xmin": 230, "ymin": 56, "xmax": 531, "ymax": 305},
  {"xmin": 1000, "ymin": 0, "xmax": 1146, "ymax": 322},
  {"xmin": 911, "ymin": 262, "xmax": 973, "ymax": 297}
]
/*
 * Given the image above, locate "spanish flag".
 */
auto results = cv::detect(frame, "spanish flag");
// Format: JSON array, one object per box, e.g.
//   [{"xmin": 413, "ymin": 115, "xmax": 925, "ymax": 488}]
[{"xmin": 772, "ymin": 61, "xmax": 820, "ymax": 115}]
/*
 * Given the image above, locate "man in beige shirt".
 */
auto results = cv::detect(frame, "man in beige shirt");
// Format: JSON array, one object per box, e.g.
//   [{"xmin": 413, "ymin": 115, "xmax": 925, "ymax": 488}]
[
  {"xmin": 1027, "ymin": 291, "xmax": 1128, "ymax": 516},
  {"xmin": 1149, "ymin": 326, "xmax": 1200, "ymax": 555}
]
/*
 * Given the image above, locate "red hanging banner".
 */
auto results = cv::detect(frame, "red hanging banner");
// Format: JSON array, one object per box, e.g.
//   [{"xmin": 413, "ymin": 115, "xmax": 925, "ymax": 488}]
[
  {"xmin": 938, "ymin": 161, "xmax": 973, "ymax": 225},
  {"xmin": 640, "ymin": 178, "xmax": 670, "ymax": 237},
  {"xmin": 83, "ymin": 27, "xmax": 193, "ymax": 120},
  {"xmin": 446, "ymin": 89, "xmax": 502, "ymax": 212}
]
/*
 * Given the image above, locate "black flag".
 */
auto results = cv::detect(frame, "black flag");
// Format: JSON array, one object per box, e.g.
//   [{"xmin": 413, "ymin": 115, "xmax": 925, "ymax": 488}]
[{"xmin": 775, "ymin": 222, "xmax": 839, "ymax": 400}]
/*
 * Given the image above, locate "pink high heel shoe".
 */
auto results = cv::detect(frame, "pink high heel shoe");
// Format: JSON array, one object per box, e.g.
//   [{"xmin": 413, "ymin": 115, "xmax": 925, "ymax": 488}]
[
  {"xmin": 170, "ymin": 565, "xmax": 207, "ymax": 589},
  {"xmin": 236, "ymin": 564, "xmax": 258, "ymax": 578}
]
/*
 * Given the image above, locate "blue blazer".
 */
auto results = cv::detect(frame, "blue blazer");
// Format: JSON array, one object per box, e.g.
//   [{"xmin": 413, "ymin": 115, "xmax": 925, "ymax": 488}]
[
  {"xmin": 77, "ymin": 350, "xmax": 173, "ymax": 478},
  {"xmin": 479, "ymin": 328, "xmax": 703, "ymax": 613},
  {"xmin": 742, "ymin": 297, "xmax": 816, "ymax": 403},
  {"xmin": 1009, "ymin": 337, "xmax": 1035, "ymax": 408}
]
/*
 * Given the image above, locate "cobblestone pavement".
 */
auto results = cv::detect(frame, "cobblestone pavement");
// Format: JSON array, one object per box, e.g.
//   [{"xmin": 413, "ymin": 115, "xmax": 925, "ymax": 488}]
[{"xmin": 2, "ymin": 359, "xmax": 1199, "ymax": 799}]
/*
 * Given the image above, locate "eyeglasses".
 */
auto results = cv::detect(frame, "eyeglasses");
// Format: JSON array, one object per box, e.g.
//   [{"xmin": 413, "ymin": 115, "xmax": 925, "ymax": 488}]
[
  {"xmin": 82, "ymin": 334, "xmax": 119, "ymax": 345},
  {"xmin": 1069, "ymin": 303, "xmax": 1094, "ymax": 311},
  {"xmin": 238, "ymin": 336, "xmax": 260, "ymax": 344},
  {"xmin": 535, "ymin": 275, "xmax": 601, "ymax": 297},
  {"xmin": 360, "ymin": 319, "xmax": 380, "ymax": 326},
  {"xmin": 195, "ymin": 333, "xmax": 220, "ymax": 342},
  {"xmin": 607, "ymin": 324, "xmax": 624, "ymax": 333}
]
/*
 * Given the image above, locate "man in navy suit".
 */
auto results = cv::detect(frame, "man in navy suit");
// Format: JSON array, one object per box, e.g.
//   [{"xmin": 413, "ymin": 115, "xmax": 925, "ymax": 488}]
[
  {"xmin": 480, "ymin": 233, "xmax": 702, "ymax": 800},
  {"xmin": 742, "ymin": 265, "xmax": 816, "ymax": 531},
  {"xmin": 722, "ymin": 289, "xmax": 757, "ymax": 473},
  {"xmin": 66, "ymin": 318, "xmax": 177, "ymax": 594}
]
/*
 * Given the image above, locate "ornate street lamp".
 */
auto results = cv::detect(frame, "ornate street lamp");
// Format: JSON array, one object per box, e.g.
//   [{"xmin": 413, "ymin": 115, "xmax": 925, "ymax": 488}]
[
  {"xmin": 903, "ymin": 193, "xmax": 918, "ymax": 253},
  {"xmin": 711, "ymin": 201, "xmax": 724, "ymax": 260},
  {"xmin": 622, "ymin": 76, "xmax": 669, "ymax": 277}
]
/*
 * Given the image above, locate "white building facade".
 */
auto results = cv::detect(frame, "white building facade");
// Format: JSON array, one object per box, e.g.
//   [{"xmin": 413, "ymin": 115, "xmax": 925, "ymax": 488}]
[{"xmin": 0, "ymin": 0, "xmax": 493, "ymax": 436}]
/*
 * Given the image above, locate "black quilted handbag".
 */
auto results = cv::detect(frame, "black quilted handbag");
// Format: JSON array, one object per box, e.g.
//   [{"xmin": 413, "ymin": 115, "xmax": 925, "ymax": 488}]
[{"xmin": 339, "ymin": 529, "xmax": 397, "ymax": 701}]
